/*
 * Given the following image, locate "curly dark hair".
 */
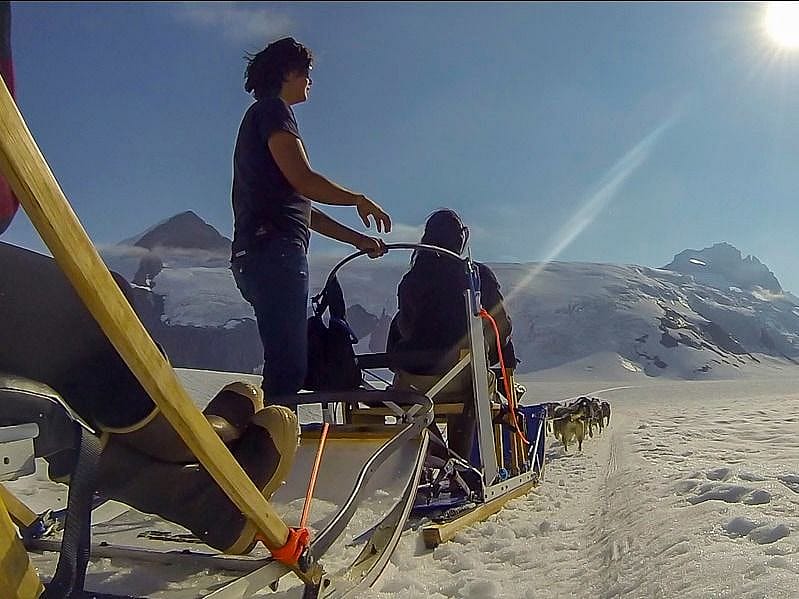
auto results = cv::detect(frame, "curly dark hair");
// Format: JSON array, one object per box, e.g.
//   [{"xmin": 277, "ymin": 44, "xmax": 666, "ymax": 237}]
[{"xmin": 244, "ymin": 37, "xmax": 313, "ymax": 100}]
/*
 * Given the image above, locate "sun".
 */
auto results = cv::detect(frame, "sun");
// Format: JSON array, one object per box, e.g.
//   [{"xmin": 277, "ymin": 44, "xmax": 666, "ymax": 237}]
[{"xmin": 765, "ymin": 2, "xmax": 799, "ymax": 48}]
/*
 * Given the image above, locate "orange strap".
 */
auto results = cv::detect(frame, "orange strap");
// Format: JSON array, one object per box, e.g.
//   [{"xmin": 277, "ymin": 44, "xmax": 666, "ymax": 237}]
[{"xmin": 479, "ymin": 309, "xmax": 529, "ymax": 445}]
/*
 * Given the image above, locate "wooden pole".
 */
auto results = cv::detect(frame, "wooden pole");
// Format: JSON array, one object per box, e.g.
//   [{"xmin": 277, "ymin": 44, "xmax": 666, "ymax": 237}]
[{"xmin": 422, "ymin": 480, "xmax": 535, "ymax": 549}]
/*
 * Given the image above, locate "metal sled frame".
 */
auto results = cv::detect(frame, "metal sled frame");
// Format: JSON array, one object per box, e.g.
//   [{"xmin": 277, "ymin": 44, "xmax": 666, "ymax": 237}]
[
  {"xmin": 1, "ymin": 382, "xmax": 433, "ymax": 599},
  {"xmin": 322, "ymin": 244, "xmax": 546, "ymax": 540},
  {"xmin": 201, "ymin": 391, "xmax": 433, "ymax": 599}
]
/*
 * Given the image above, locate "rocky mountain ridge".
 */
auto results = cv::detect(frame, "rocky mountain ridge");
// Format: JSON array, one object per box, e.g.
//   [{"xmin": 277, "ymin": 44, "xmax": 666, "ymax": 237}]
[{"xmin": 100, "ymin": 213, "xmax": 799, "ymax": 379}]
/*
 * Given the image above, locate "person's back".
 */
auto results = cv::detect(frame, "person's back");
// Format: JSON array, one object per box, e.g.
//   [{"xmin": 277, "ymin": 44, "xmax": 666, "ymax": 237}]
[
  {"xmin": 388, "ymin": 209, "xmax": 516, "ymax": 376},
  {"xmin": 386, "ymin": 209, "xmax": 516, "ymax": 460},
  {"xmin": 231, "ymin": 96, "xmax": 310, "ymax": 258}
]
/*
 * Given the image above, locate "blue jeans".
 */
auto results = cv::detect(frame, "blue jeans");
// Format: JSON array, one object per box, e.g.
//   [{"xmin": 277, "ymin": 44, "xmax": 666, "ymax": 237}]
[{"xmin": 231, "ymin": 238, "xmax": 309, "ymax": 398}]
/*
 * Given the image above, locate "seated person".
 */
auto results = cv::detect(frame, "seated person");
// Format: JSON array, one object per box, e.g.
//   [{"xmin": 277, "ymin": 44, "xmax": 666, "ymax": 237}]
[
  {"xmin": 0, "ymin": 241, "xmax": 298, "ymax": 554},
  {"xmin": 386, "ymin": 209, "xmax": 516, "ymax": 458}
]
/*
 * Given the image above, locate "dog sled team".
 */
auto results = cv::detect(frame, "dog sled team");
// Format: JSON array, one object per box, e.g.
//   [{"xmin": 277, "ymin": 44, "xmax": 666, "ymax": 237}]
[{"xmin": 543, "ymin": 396, "xmax": 612, "ymax": 452}]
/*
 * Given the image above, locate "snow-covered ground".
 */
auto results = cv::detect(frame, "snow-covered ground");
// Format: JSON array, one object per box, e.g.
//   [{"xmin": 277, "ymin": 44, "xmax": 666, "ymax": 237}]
[
  {"xmin": 365, "ymin": 374, "xmax": 799, "ymax": 599},
  {"xmin": 5, "ymin": 367, "xmax": 799, "ymax": 598}
]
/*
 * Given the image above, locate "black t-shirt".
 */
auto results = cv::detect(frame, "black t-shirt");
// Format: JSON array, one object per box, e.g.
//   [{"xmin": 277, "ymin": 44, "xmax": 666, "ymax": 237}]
[{"xmin": 231, "ymin": 98, "xmax": 311, "ymax": 256}]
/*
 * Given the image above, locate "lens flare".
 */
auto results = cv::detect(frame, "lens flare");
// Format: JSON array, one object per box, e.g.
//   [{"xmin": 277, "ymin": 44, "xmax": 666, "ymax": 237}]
[
  {"xmin": 765, "ymin": 2, "xmax": 799, "ymax": 49},
  {"xmin": 504, "ymin": 113, "xmax": 680, "ymax": 305}
]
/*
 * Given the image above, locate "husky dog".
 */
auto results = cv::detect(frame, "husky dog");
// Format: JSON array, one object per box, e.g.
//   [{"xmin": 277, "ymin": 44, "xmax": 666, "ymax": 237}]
[
  {"xmin": 542, "ymin": 402, "xmax": 561, "ymax": 436},
  {"xmin": 600, "ymin": 401, "xmax": 611, "ymax": 426},
  {"xmin": 589, "ymin": 397, "xmax": 603, "ymax": 434},
  {"xmin": 552, "ymin": 404, "xmax": 587, "ymax": 452},
  {"xmin": 571, "ymin": 396, "xmax": 602, "ymax": 437}
]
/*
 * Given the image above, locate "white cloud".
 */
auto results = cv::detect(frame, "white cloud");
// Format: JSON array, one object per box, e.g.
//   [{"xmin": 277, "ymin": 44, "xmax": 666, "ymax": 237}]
[
  {"xmin": 97, "ymin": 243, "xmax": 149, "ymax": 261},
  {"xmin": 383, "ymin": 221, "xmax": 424, "ymax": 244},
  {"xmin": 173, "ymin": 2, "xmax": 293, "ymax": 45}
]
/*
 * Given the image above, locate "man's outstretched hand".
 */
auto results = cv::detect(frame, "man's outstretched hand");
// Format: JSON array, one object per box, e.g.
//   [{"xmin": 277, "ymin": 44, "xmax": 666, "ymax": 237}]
[
  {"xmin": 355, "ymin": 195, "xmax": 392, "ymax": 233},
  {"xmin": 354, "ymin": 234, "xmax": 388, "ymax": 259}
]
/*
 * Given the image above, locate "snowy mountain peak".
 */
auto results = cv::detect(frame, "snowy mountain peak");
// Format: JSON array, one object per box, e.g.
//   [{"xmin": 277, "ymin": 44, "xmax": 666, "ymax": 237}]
[
  {"xmin": 100, "ymin": 220, "xmax": 799, "ymax": 380},
  {"xmin": 120, "ymin": 211, "xmax": 231, "ymax": 254},
  {"xmin": 662, "ymin": 242, "xmax": 781, "ymax": 293}
]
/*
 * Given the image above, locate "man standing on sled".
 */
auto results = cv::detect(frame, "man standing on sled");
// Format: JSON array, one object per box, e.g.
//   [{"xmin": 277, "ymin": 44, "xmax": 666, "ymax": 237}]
[{"xmin": 229, "ymin": 37, "xmax": 391, "ymax": 400}]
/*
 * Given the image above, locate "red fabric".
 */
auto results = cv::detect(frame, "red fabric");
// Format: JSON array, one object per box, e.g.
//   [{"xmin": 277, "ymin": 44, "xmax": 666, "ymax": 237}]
[{"xmin": 0, "ymin": 2, "xmax": 18, "ymax": 234}]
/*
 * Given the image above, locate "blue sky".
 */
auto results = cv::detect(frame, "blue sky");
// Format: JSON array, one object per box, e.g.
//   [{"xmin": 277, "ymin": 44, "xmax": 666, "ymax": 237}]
[{"xmin": 3, "ymin": 2, "xmax": 799, "ymax": 291}]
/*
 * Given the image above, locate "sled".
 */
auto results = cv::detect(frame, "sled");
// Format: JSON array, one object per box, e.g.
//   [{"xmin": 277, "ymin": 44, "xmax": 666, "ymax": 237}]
[
  {"xmin": 0, "ymin": 63, "xmax": 547, "ymax": 597},
  {"xmin": 319, "ymin": 244, "xmax": 548, "ymax": 550},
  {"xmin": 0, "ymin": 238, "xmax": 547, "ymax": 597},
  {"xmin": 0, "ymin": 70, "xmax": 433, "ymax": 598}
]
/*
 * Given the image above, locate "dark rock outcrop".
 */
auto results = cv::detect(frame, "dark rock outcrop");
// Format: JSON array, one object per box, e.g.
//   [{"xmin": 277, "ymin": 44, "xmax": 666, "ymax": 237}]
[
  {"xmin": 132, "ymin": 252, "xmax": 164, "ymax": 289},
  {"xmin": 347, "ymin": 304, "xmax": 379, "ymax": 340},
  {"xmin": 127, "ymin": 211, "xmax": 231, "ymax": 254},
  {"xmin": 369, "ymin": 310, "xmax": 393, "ymax": 353},
  {"xmin": 663, "ymin": 242, "xmax": 781, "ymax": 293},
  {"xmin": 126, "ymin": 285, "xmax": 262, "ymax": 374}
]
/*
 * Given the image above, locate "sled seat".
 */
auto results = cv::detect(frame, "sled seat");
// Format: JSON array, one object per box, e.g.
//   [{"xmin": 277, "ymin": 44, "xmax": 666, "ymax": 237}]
[
  {"xmin": 350, "ymin": 349, "xmax": 500, "ymax": 425},
  {"xmin": 348, "ymin": 401, "xmax": 501, "ymax": 425}
]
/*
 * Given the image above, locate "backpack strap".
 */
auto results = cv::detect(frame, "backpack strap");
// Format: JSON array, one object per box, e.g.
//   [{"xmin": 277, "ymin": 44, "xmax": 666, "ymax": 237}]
[{"xmin": 311, "ymin": 276, "xmax": 347, "ymax": 320}]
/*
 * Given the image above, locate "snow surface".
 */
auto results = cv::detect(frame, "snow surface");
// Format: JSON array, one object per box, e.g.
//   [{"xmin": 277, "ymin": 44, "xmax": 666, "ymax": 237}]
[
  {"xmin": 363, "ymin": 374, "xmax": 799, "ymax": 599},
  {"xmin": 5, "ymin": 367, "xmax": 798, "ymax": 598}
]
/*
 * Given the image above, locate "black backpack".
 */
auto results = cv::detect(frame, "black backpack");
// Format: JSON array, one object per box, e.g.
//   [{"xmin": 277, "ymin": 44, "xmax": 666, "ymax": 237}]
[{"xmin": 304, "ymin": 276, "xmax": 362, "ymax": 392}]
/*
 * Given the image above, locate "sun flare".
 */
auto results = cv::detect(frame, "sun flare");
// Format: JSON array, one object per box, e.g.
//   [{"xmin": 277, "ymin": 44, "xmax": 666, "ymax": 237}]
[{"xmin": 765, "ymin": 2, "xmax": 799, "ymax": 48}]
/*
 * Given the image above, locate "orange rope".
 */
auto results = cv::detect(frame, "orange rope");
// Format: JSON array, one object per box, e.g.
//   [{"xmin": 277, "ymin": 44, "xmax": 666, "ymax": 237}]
[
  {"xmin": 479, "ymin": 309, "xmax": 529, "ymax": 446},
  {"xmin": 300, "ymin": 422, "xmax": 330, "ymax": 528},
  {"xmin": 260, "ymin": 423, "xmax": 329, "ymax": 566}
]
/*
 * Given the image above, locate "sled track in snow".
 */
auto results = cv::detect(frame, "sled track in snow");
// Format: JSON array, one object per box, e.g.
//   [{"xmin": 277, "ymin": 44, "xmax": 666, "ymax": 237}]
[
  {"xmin": 595, "ymin": 412, "xmax": 641, "ymax": 598},
  {"xmin": 556, "ymin": 386, "xmax": 663, "ymax": 598},
  {"xmin": 589, "ymin": 392, "xmax": 703, "ymax": 599}
]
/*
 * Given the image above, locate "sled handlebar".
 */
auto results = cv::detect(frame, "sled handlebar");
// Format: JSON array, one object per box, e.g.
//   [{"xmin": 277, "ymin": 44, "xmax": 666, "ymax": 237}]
[{"xmin": 321, "ymin": 243, "xmax": 466, "ymax": 296}]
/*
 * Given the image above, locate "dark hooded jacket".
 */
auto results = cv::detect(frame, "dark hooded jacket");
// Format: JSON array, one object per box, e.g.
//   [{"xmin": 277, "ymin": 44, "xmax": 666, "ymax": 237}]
[{"xmin": 387, "ymin": 255, "xmax": 516, "ymax": 375}]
